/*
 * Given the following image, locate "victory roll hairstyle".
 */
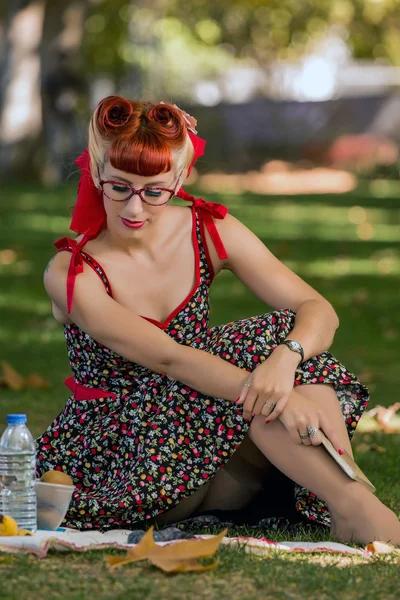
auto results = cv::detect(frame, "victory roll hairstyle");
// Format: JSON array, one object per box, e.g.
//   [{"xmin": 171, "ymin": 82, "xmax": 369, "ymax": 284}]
[{"xmin": 88, "ymin": 96, "xmax": 195, "ymax": 180}]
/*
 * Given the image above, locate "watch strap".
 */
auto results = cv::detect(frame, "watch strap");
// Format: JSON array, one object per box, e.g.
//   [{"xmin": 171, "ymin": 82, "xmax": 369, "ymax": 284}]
[{"xmin": 281, "ymin": 339, "xmax": 305, "ymax": 363}]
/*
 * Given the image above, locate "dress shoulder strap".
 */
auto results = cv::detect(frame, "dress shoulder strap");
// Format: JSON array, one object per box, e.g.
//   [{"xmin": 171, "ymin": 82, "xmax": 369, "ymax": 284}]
[
  {"xmin": 177, "ymin": 188, "xmax": 228, "ymax": 261},
  {"xmin": 53, "ymin": 234, "xmax": 113, "ymax": 314}
]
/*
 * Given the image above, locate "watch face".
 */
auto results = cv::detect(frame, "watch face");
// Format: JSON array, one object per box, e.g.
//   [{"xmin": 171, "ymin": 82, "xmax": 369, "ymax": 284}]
[{"xmin": 288, "ymin": 341, "xmax": 301, "ymax": 352}]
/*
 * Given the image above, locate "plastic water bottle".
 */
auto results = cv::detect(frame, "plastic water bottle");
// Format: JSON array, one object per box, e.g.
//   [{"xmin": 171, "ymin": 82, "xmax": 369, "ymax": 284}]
[{"xmin": 0, "ymin": 414, "xmax": 37, "ymax": 531}]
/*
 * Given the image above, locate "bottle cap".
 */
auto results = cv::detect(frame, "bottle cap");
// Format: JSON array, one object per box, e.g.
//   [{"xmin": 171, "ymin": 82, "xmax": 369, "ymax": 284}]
[{"xmin": 7, "ymin": 414, "xmax": 27, "ymax": 424}]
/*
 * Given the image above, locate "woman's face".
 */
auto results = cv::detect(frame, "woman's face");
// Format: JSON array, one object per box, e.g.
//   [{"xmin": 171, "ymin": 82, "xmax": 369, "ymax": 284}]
[{"xmin": 97, "ymin": 161, "xmax": 181, "ymax": 237}]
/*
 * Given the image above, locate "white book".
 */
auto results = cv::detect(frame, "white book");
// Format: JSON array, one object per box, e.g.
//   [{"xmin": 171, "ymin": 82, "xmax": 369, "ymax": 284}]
[{"xmin": 320, "ymin": 432, "xmax": 376, "ymax": 494}]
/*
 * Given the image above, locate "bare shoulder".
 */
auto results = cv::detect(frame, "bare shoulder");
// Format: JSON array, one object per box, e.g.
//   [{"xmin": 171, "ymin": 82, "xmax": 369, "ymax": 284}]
[
  {"xmin": 44, "ymin": 251, "xmax": 71, "ymax": 287},
  {"xmin": 212, "ymin": 212, "xmax": 259, "ymax": 266},
  {"xmin": 43, "ymin": 249, "xmax": 106, "ymax": 321},
  {"xmin": 43, "ymin": 252, "xmax": 72, "ymax": 323},
  {"xmin": 215, "ymin": 212, "xmax": 247, "ymax": 234}
]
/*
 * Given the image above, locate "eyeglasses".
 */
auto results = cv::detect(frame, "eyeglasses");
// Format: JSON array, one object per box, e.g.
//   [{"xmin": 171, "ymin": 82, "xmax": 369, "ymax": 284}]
[{"xmin": 97, "ymin": 168, "xmax": 182, "ymax": 206}]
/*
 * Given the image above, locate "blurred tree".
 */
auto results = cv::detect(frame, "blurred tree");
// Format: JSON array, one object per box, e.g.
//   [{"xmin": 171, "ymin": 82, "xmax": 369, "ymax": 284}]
[
  {"xmin": 79, "ymin": 0, "xmax": 400, "ymax": 103},
  {"xmin": 81, "ymin": 0, "xmax": 234, "ymax": 101},
  {"xmin": 1, "ymin": 0, "xmax": 400, "ymax": 180},
  {"xmin": 166, "ymin": 0, "xmax": 400, "ymax": 65}
]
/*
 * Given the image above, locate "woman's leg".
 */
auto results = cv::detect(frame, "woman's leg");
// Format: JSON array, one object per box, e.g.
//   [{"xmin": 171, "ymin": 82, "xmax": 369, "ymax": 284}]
[
  {"xmin": 151, "ymin": 482, "xmax": 211, "ymax": 527},
  {"xmin": 152, "ymin": 434, "xmax": 271, "ymax": 526},
  {"xmin": 196, "ymin": 434, "xmax": 271, "ymax": 512},
  {"xmin": 248, "ymin": 386, "xmax": 400, "ymax": 545}
]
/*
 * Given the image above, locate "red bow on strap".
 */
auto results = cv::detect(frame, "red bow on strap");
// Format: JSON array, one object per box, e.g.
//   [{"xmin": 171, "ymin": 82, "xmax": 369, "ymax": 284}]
[
  {"xmin": 177, "ymin": 189, "xmax": 228, "ymax": 260},
  {"xmin": 53, "ymin": 236, "xmax": 89, "ymax": 314}
]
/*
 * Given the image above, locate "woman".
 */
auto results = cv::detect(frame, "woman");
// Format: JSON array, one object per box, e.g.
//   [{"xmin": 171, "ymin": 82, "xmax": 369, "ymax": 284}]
[{"xmin": 36, "ymin": 96, "xmax": 400, "ymax": 544}]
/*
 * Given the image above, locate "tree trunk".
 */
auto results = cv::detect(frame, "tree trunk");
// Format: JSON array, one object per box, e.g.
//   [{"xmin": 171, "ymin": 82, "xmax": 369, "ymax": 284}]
[
  {"xmin": 0, "ymin": 0, "xmax": 39, "ymax": 178},
  {"xmin": 0, "ymin": 0, "xmax": 88, "ymax": 181}
]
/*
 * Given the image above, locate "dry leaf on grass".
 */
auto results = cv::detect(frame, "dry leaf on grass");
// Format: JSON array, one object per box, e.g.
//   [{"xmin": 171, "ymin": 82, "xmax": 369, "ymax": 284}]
[
  {"xmin": 0, "ymin": 361, "xmax": 51, "ymax": 391},
  {"xmin": 366, "ymin": 541, "xmax": 400, "ymax": 555},
  {"xmin": 0, "ymin": 361, "xmax": 25, "ymax": 390},
  {"xmin": 105, "ymin": 526, "xmax": 227, "ymax": 573},
  {"xmin": 23, "ymin": 373, "xmax": 51, "ymax": 390},
  {"xmin": 355, "ymin": 443, "xmax": 386, "ymax": 453},
  {"xmin": 358, "ymin": 369, "xmax": 376, "ymax": 384}
]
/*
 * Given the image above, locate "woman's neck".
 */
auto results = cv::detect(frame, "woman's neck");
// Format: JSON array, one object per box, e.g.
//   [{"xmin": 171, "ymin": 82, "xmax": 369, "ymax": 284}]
[{"xmin": 96, "ymin": 206, "xmax": 181, "ymax": 259}]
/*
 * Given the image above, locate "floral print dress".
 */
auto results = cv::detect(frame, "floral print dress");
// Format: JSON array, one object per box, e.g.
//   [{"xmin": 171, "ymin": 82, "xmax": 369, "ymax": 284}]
[{"xmin": 35, "ymin": 201, "xmax": 369, "ymax": 532}]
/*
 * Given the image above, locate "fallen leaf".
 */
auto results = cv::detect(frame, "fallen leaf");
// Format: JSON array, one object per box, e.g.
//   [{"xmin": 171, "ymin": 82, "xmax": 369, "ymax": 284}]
[
  {"xmin": 366, "ymin": 541, "xmax": 400, "ymax": 555},
  {"xmin": 358, "ymin": 369, "xmax": 376, "ymax": 384},
  {"xmin": 24, "ymin": 373, "xmax": 51, "ymax": 390},
  {"xmin": 152, "ymin": 556, "xmax": 220, "ymax": 574},
  {"xmin": 0, "ymin": 362, "xmax": 51, "ymax": 391},
  {"xmin": 106, "ymin": 527, "xmax": 157, "ymax": 567},
  {"xmin": 355, "ymin": 443, "xmax": 386, "ymax": 453},
  {"xmin": 1, "ymin": 361, "xmax": 25, "ymax": 390},
  {"xmin": 105, "ymin": 526, "xmax": 227, "ymax": 573},
  {"xmin": 383, "ymin": 328, "xmax": 398, "ymax": 341},
  {"xmin": 0, "ymin": 249, "xmax": 17, "ymax": 265}
]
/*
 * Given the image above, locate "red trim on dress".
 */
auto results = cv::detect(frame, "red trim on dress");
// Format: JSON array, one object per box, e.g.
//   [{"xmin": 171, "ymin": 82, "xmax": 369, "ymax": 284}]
[
  {"xmin": 199, "ymin": 216, "xmax": 215, "ymax": 280},
  {"xmin": 140, "ymin": 206, "xmax": 201, "ymax": 330}
]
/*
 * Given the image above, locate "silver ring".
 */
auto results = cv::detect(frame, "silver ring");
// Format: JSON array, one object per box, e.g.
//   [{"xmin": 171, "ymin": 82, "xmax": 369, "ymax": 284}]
[
  {"xmin": 307, "ymin": 426, "xmax": 318, "ymax": 439},
  {"xmin": 264, "ymin": 402, "xmax": 276, "ymax": 410},
  {"xmin": 243, "ymin": 381, "xmax": 252, "ymax": 388},
  {"xmin": 299, "ymin": 432, "xmax": 309, "ymax": 440}
]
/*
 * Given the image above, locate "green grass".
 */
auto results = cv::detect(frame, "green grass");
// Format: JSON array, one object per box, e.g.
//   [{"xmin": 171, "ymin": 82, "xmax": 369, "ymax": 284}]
[{"xmin": 0, "ymin": 180, "xmax": 400, "ymax": 598}]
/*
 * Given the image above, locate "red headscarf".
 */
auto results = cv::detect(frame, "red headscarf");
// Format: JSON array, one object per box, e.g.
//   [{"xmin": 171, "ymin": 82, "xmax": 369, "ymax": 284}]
[{"xmin": 69, "ymin": 131, "xmax": 207, "ymax": 238}]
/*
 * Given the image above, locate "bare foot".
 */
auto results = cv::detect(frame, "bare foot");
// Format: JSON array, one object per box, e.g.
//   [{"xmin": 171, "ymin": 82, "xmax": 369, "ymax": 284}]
[{"xmin": 330, "ymin": 489, "xmax": 400, "ymax": 546}]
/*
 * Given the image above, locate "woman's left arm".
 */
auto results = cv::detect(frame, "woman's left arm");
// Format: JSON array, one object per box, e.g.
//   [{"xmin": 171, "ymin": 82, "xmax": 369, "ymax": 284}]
[{"xmin": 214, "ymin": 214, "xmax": 339, "ymax": 420}]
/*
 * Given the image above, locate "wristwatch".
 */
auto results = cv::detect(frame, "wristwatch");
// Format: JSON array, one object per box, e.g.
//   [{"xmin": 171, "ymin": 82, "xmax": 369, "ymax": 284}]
[{"xmin": 280, "ymin": 339, "xmax": 304, "ymax": 364}]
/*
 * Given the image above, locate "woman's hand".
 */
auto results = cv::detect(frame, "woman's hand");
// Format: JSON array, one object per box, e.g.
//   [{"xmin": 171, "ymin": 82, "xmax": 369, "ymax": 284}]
[
  {"xmin": 236, "ymin": 345, "xmax": 301, "ymax": 422},
  {"xmin": 276, "ymin": 390, "xmax": 343, "ymax": 451}
]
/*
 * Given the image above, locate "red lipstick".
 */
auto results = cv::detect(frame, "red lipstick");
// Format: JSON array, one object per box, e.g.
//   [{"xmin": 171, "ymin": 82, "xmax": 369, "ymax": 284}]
[{"xmin": 121, "ymin": 217, "xmax": 146, "ymax": 229}]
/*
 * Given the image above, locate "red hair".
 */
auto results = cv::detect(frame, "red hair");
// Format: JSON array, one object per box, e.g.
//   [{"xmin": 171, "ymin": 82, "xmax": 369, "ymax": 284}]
[{"xmin": 90, "ymin": 96, "xmax": 192, "ymax": 176}]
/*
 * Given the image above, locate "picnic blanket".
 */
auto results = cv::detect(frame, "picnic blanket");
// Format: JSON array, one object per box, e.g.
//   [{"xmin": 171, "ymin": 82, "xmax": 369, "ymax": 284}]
[{"xmin": 0, "ymin": 528, "xmax": 369, "ymax": 559}]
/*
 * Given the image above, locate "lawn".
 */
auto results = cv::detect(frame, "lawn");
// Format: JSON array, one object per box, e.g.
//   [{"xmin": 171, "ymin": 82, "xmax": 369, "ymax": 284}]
[{"xmin": 0, "ymin": 179, "xmax": 400, "ymax": 599}]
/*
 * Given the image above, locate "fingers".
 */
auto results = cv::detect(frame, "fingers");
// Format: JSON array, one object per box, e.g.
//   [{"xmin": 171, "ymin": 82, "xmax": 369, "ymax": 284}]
[
  {"xmin": 296, "ymin": 418, "xmax": 313, "ymax": 446},
  {"xmin": 305, "ymin": 425, "xmax": 322, "ymax": 446},
  {"xmin": 318, "ymin": 414, "xmax": 344, "ymax": 453},
  {"xmin": 284, "ymin": 420, "xmax": 305, "ymax": 445},
  {"xmin": 244, "ymin": 393, "xmax": 287, "ymax": 423},
  {"xmin": 236, "ymin": 376, "xmax": 253, "ymax": 405},
  {"xmin": 261, "ymin": 395, "xmax": 288, "ymax": 421},
  {"xmin": 242, "ymin": 389, "xmax": 258, "ymax": 421},
  {"xmin": 237, "ymin": 377, "xmax": 288, "ymax": 423}
]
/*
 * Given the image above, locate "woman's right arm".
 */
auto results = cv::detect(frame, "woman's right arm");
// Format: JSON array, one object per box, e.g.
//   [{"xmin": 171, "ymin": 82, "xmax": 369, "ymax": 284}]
[{"xmin": 45, "ymin": 253, "xmax": 248, "ymax": 402}]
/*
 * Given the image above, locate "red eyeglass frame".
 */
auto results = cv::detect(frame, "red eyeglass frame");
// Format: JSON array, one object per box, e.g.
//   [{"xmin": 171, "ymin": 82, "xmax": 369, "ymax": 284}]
[{"xmin": 97, "ymin": 167, "xmax": 183, "ymax": 206}]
